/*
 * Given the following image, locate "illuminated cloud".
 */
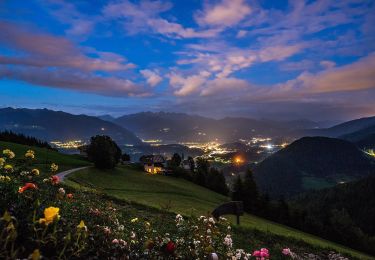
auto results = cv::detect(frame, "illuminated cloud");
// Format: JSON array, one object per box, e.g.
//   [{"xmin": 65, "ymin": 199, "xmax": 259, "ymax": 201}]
[
  {"xmin": 195, "ymin": 0, "xmax": 251, "ymax": 28},
  {"xmin": 0, "ymin": 22, "xmax": 135, "ymax": 72},
  {"xmin": 103, "ymin": 0, "xmax": 221, "ymax": 38},
  {"xmin": 140, "ymin": 69, "xmax": 163, "ymax": 87},
  {"xmin": 0, "ymin": 66, "xmax": 144, "ymax": 97}
]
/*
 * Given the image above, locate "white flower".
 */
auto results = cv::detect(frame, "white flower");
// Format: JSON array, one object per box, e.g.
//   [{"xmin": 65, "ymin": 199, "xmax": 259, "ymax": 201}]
[
  {"xmin": 58, "ymin": 187, "xmax": 65, "ymax": 195},
  {"xmin": 118, "ymin": 224, "xmax": 125, "ymax": 231},
  {"xmin": 224, "ymin": 235, "xmax": 233, "ymax": 248},
  {"xmin": 208, "ymin": 217, "xmax": 215, "ymax": 224}
]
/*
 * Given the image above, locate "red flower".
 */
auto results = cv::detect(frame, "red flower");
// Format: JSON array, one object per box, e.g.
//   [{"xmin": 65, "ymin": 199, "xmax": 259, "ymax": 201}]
[
  {"xmin": 51, "ymin": 175, "xmax": 60, "ymax": 185},
  {"xmin": 66, "ymin": 193, "xmax": 73, "ymax": 199},
  {"xmin": 166, "ymin": 241, "xmax": 175, "ymax": 254},
  {"xmin": 18, "ymin": 183, "xmax": 38, "ymax": 193}
]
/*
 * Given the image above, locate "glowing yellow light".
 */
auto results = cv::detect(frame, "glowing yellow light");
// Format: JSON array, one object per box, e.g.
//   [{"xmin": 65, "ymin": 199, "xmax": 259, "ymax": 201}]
[{"xmin": 233, "ymin": 156, "xmax": 243, "ymax": 164}]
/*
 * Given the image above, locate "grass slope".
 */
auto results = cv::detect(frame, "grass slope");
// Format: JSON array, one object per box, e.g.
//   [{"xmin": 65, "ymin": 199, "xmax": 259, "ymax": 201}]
[
  {"xmin": 0, "ymin": 141, "xmax": 89, "ymax": 172},
  {"xmin": 68, "ymin": 165, "xmax": 372, "ymax": 259}
]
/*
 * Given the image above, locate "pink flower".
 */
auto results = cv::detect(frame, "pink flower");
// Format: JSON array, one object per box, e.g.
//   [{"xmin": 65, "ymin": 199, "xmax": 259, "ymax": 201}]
[
  {"xmin": 253, "ymin": 248, "xmax": 269, "ymax": 259},
  {"xmin": 282, "ymin": 248, "xmax": 291, "ymax": 255},
  {"xmin": 51, "ymin": 175, "xmax": 60, "ymax": 185},
  {"xmin": 260, "ymin": 248, "xmax": 269, "ymax": 257},
  {"xmin": 112, "ymin": 239, "xmax": 119, "ymax": 244}
]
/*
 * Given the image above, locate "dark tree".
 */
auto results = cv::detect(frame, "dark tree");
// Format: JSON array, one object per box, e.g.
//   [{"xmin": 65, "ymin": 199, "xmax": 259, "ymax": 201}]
[
  {"xmin": 231, "ymin": 175, "xmax": 243, "ymax": 201},
  {"xmin": 169, "ymin": 153, "xmax": 182, "ymax": 168},
  {"xmin": 0, "ymin": 130, "xmax": 55, "ymax": 150},
  {"xmin": 87, "ymin": 135, "xmax": 121, "ymax": 169},
  {"xmin": 207, "ymin": 168, "xmax": 228, "ymax": 195},
  {"xmin": 242, "ymin": 169, "xmax": 259, "ymax": 213},
  {"xmin": 121, "ymin": 153, "xmax": 131, "ymax": 162},
  {"xmin": 187, "ymin": 156, "xmax": 195, "ymax": 172},
  {"xmin": 196, "ymin": 157, "xmax": 209, "ymax": 174}
]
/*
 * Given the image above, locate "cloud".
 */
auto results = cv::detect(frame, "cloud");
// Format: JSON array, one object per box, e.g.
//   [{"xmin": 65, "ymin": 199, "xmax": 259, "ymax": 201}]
[
  {"xmin": 320, "ymin": 60, "xmax": 336, "ymax": 69},
  {"xmin": 169, "ymin": 72, "xmax": 210, "ymax": 96},
  {"xmin": 236, "ymin": 30, "xmax": 247, "ymax": 38},
  {"xmin": 247, "ymin": 52, "xmax": 375, "ymax": 102},
  {"xmin": 103, "ymin": 0, "xmax": 220, "ymax": 39},
  {"xmin": 302, "ymin": 53, "xmax": 375, "ymax": 93},
  {"xmin": 195, "ymin": 0, "xmax": 251, "ymax": 28},
  {"xmin": 200, "ymin": 77, "xmax": 249, "ymax": 96},
  {"xmin": 42, "ymin": 0, "xmax": 97, "ymax": 37},
  {"xmin": 0, "ymin": 21, "xmax": 145, "ymax": 97},
  {"xmin": 177, "ymin": 43, "xmax": 302, "ymax": 79},
  {"xmin": 0, "ymin": 66, "xmax": 145, "ymax": 97},
  {"xmin": 258, "ymin": 45, "xmax": 303, "ymax": 62},
  {"xmin": 140, "ymin": 69, "xmax": 163, "ymax": 87},
  {"xmin": 281, "ymin": 59, "xmax": 315, "ymax": 71},
  {"xmin": 0, "ymin": 21, "xmax": 135, "ymax": 72}
]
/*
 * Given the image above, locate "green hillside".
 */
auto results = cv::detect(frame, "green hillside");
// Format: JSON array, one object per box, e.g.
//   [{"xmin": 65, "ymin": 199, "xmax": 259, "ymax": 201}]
[
  {"xmin": 67, "ymin": 165, "xmax": 373, "ymax": 259},
  {"xmin": 0, "ymin": 141, "xmax": 89, "ymax": 172}
]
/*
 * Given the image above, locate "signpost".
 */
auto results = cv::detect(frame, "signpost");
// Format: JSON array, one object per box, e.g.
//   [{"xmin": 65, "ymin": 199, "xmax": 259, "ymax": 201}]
[{"xmin": 212, "ymin": 201, "xmax": 244, "ymax": 225}]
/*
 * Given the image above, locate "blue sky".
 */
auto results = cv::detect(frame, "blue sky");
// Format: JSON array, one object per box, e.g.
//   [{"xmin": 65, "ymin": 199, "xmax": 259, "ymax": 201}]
[{"xmin": 0, "ymin": 0, "xmax": 374, "ymax": 121}]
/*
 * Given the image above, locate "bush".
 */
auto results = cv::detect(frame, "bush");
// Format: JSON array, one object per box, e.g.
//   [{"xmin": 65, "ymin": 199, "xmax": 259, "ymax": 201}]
[{"xmin": 86, "ymin": 135, "xmax": 121, "ymax": 169}]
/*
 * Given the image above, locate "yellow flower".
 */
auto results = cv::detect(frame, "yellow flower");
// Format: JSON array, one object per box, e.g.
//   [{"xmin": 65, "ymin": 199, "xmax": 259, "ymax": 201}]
[
  {"xmin": 77, "ymin": 220, "xmax": 87, "ymax": 231},
  {"xmin": 27, "ymin": 149, "xmax": 35, "ymax": 154},
  {"xmin": 3, "ymin": 149, "xmax": 15, "ymax": 159},
  {"xmin": 0, "ymin": 175, "xmax": 11, "ymax": 182},
  {"xmin": 50, "ymin": 163, "xmax": 58, "ymax": 172},
  {"xmin": 4, "ymin": 164, "xmax": 13, "ymax": 173},
  {"xmin": 29, "ymin": 249, "xmax": 41, "ymax": 260},
  {"xmin": 25, "ymin": 152, "xmax": 35, "ymax": 159},
  {"xmin": 31, "ymin": 169, "xmax": 40, "ymax": 176},
  {"xmin": 131, "ymin": 217, "xmax": 138, "ymax": 223},
  {"xmin": 39, "ymin": 207, "xmax": 60, "ymax": 225},
  {"xmin": 0, "ymin": 157, "xmax": 5, "ymax": 167}
]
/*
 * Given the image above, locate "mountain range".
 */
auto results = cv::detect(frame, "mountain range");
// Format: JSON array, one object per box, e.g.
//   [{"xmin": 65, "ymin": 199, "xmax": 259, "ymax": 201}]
[
  {"xmin": 1, "ymin": 107, "xmax": 375, "ymax": 150},
  {"xmin": 299, "ymin": 116, "xmax": 375, "ymax": 138},
  {"xmin": 114, "ymin": 111, "xmax": 321, "ymax": 143},
  {"xmin": 253, "ymin": 136, "xmax": 375, "ymax": 198},
  {"xmin": 0, "ymin": 108, "xmax": 142, "ymax": 145}
]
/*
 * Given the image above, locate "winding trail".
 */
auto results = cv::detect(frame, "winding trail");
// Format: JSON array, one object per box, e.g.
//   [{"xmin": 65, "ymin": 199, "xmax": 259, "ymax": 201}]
[{"xmin": 56, "ymin": 166, "xmax": 90, "ymax": 181}]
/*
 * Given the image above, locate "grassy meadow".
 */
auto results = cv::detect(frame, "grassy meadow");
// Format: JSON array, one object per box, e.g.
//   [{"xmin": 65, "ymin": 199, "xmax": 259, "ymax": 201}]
[
  {"xmin": 67, "ymin": 165, "xmax": 373, "ymax": 259},
  {"xmin": 0, "ymin": 141, "xmax": 89, "ymax": 172}
]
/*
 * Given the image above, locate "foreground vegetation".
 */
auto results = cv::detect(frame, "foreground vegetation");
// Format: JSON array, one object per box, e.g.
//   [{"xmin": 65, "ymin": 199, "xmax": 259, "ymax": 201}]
[
  {"xmin": 1, "ymin": 141, "xmax": 373, "ymax": 259},
  {"xmin": 68, "ymin": 165, "xmax": 373, "ymax": 259},
  {"xmin": 1, "ymin": 145, "xmax": 347, "ymax": 259},
  {"xmin": 0, "ymin": 141, "xmax": 89, "ymax": 172}
]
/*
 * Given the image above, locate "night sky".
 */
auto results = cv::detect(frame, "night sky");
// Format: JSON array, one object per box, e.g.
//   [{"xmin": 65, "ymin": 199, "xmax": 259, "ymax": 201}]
[{"xmin": 0, "ymin": 0, "xmax": 374, "ymax": 121}]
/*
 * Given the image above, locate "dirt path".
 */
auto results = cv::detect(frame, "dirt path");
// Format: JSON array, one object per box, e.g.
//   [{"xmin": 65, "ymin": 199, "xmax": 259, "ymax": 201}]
[{"xmin": 56, "ymin": 166, "xmax": 90, "ymax": 181}]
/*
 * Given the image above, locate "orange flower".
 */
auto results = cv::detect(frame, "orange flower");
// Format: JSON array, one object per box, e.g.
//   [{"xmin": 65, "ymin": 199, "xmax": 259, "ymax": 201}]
[{"xmin": 18, "ymin": 183, "xmax": 37, "ymax": 193}]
